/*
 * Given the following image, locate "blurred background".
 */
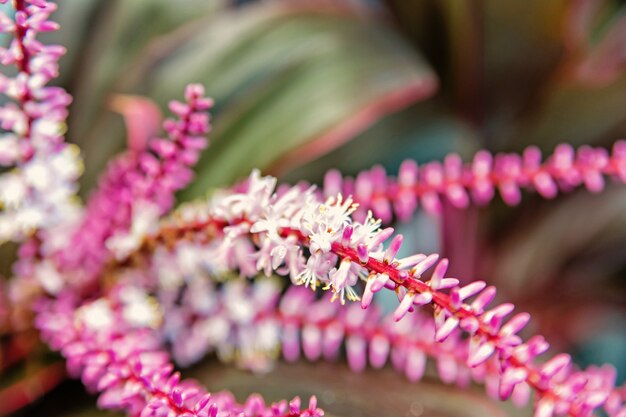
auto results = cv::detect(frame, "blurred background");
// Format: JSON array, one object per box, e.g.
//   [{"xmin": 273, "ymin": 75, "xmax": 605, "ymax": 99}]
[{"xmin": 1, "ymin": 0, "xmax": 626, "ymax": 416}]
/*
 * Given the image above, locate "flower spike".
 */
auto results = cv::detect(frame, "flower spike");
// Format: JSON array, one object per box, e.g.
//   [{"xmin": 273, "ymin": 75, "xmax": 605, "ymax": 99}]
[
  {"xmin": 324, "ymin": 141, "xmax": 626, "ymax": 220},
  {"xmin": 0, "ymin": 0, "xmax": 80, "ymax": 242},
  {"xmin": 100, "ymin": 169, "xmax": 626, "ymax": 417}
]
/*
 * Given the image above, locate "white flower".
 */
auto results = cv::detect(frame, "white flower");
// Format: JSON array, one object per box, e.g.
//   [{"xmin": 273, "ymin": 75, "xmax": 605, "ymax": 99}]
[
  {"xmin": 0, "ymin": 143, "xmax": 82, "ymax": 243},
  {"xmin": 325, "ymin": 258, "xmax": 360, "ymax": 304},
  {"xmin": 106, "ymin": 200, "xmax": 160, "ymax": 260},
  {"xmin": 24, "ymin": 158, "xmax": 52, "ymax": 190},
  {"xmin": 250, "ymin": 206, "xmax": 290, "ymax": 239},
  {"xmin": 34, "ymin": 260, "xmax": 64, "ymax": 294},
  {"xmin": 76, "ymin": 299, "xmax": 114, "ymax": 331},
  {"xmin": 295, "ymin": 252, "xmax": 335, "ymax": 290},
  {"xmin": 0, "ymin": 134, "xmax": 19, "ymax": 165},
  {"xmin": 50, "ymin": 144, "xmax": 82, "ymax": 180},
  {"xmin": 350, "ymin": 210, "xmax": 383, "ymax": 249},
  {"xmin": 120, "ymin": 288, "xmax": 162, "ymax": 328},
  {"xmin": 217, "ymin": 170, "xmax": 276, "ymax": 220},
  {"xmin": 31, "ymin": 118, "xmax": 62, "ymax": 141},
  {"xmin": 0, "ymin": 215, "xmax": 18, "ymax": 241},
  {"xmin": 0, "ymin": 172, "xmax": 27, "ymax": 207},
  {"xmin": 15, "ymin": 204, "xmax": 45, "ymax": 230},
  {"xmin": 301, "ymin": 194, "xmax": 357, "ymax": 253},
  {"xmin": 199, "ymin": 315, "xmax": 230, "ymax": 345}
]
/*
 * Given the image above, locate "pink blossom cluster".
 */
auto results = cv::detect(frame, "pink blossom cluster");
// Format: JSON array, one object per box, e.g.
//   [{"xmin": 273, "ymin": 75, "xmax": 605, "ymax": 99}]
[
  {"xmin": 123, "ymin": 169, "xmax": 625, "ymax": 417},
  {"xmin": 0, "ymin": 0, "xmax": 80, "ymax": 242},
  {"xmin": 323, "ymin": 141, "xmax": 626, "ymax": 222},
  {"xmin": 7, "ymin": 82, "xmax": 212, "ymax": 319},
  {"xmin": 277, "ymin": 286, "xmax": 623, "ymax": 415},
  {"xmin": 53, "ymin": 83, "xmax": 212, "ymax": 284},
  {"xmin": 157, "ymin": 268, "xmax": 284, "ymax": 372},
  {"xmin": 34, "ymin": 287, "xmax": 323, "ymax": 417}
]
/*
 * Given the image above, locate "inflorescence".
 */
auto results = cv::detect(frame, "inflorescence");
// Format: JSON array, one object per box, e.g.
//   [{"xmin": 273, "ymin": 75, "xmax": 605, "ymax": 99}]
[
  {"xmin": 1, "ymin": 1, "xmax": 625, "ymax": 417},
  {"xmin": 323, "ymin": 140, "xmax": 626, "ymax": 222}
]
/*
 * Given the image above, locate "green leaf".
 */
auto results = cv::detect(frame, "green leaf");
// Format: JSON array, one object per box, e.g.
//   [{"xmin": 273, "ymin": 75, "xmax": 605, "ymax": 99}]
[
  {"xmin": 74, "ymin": 4, "xmax": 437, "ymax": 197},
  {"xmin": 60, "ymin": 0, "xmax": 227, "ymax": 192},
  {"xmin": 146, "ymin": 7, "xmax": 437, "ymax": 197},
  {"xmin": 281, "ymin": 99, "xmax": 478, "ymax": 184}
]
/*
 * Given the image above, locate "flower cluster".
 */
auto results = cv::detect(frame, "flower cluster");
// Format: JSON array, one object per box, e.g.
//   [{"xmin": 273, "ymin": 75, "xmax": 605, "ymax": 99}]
[
  {"xmin": 107, "ymin": 169, "xmax": 625, "ymax": 417},
  {"xmin": 35, "ymin": 287, "xmax": 323, "ymax": 417},
  {"xmin": 0, "ymin": 0, "xmax": 81, "ymax": 242},
  {"xmin": 323, "ymin": 141, "xmax": 626, "ymax": 222},
  {"xmin": 53, "ymin": 83, "xmax": 212, "ymax": 285},
  {"xmin": 6, "ymin": 81, "xmax": 212, "ymax": 336}
]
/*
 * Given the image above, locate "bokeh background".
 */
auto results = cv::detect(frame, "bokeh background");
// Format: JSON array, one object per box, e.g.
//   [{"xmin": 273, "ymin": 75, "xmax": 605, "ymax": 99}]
[{"xmin": 2, "ymin": 1, "xmax": 626, "ymax": 416}]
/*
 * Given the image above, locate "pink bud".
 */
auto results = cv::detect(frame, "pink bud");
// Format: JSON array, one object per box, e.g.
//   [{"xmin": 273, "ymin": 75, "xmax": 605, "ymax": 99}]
[
  {"xmin": 361, "ymin": 276, "xmax": 375, "ymax": 309},
  {"xmin": 356, "ymin": 243, "xmax": 369, "ymax": 264},
  {"xmin": 346, "ymin": 336, "xmax": 367, "ymax": 372},
  {"xmin": 500, "ymin": 312, "xmax": 530, "ymax": 336},
  {"xmin": 323, "ymin": 169, "xmax": 343, "ymax": 198},
  {"xmin": 369, "ymin": 227, "xmax": 394, "ymax": 249},
  {"xmin": 460, "ymin": 317, "xmax": 479, "ymax": 333},
  {"xmin": 302, "ymin": 324, "xmax": 322, "ymax": 361},
  {"xmin": 384, "ymin": 234, "xmax": 403, "ymax": 263},
  {"xmin": 370, "ymin": 273, "xmax": 389, "ymax": 293},
  {"xmin": 282, "ymin": 324, "xmax": 300, "ymax": 362},
  {"xmin": 393, "ymin": 292, "xmax": 415, "ymax": 322},
  {"xmin": 341, "ymin": 225, "xmax": 353, "ymax": 245},
  {"xmin": 289, "ymin": 397, "xmax": 301, "ymax": 414},
  {"xmin": 322, "ymin": 322, "xmax": 344, "ymax": 360},
  {"xmin": 396, "ymin": 253, "xmax": 427, "ymax": 269},
  {"xmin": 405, "ymin": 348, "xmax": 426, "ymax": 382},
  {"xmin": 435, "ymin": 316, "xmax": 459, "ymax": 342},
  {"xmin": 471, "ymin": 286, "xmax": 496, "ymax": 313},
  {"xmin": 412, "ymin": 253, "xmax": 440, "ymax": 278},
  {"xmin": 534, "ymin": 398, "xmax": 555, "ymax": 417},
  {"xmin": 194, "ymin": 394, "xmax": 212, "ymax": 412},
  {"xmin": 458, "ymin": 281, "xmax": 487, "ymax": 300},
  {"xmin": 511, "ymin": 382, "xmax": 531, "ymax": 407},
  {"xmin": 437, "ymin": 355, "xmax": 458, "ymax": 384},
  {"xmin": 369, "ymin": 334, "xmax": 390, "ymax": 369},
  {"xmin": 413, "ymin": 291, "xmax": 432, "ymax": 306},
  {"xmin": 398, "ymin": 159, "xmax": 418, "ymax": 186},
  {"xmin": 533, "ymin": 171, "xmax": 557, "ymax": 199},
  {"xmin": 468, "ymin": 342, "xmax": 494, "ymax": 367},
  {"xmin": 540, "ymin": 353, "xmax": 571, "ymax": 378}
]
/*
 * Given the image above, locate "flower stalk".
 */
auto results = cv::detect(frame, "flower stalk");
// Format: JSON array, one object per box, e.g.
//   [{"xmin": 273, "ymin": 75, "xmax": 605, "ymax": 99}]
[
  {"xmin": 0, "ymin": 0, "xmax": 80, "ymax": 242},
  {"xmin": 323, "ymin": 141, "xmax": 626, "ymax": 221}
]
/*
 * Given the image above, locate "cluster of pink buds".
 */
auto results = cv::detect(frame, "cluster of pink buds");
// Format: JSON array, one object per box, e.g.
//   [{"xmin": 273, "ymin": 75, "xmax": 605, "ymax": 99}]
[
  {"xmin": 109, "ymin": 168, "xmax": 623, "ymax": 417},
  {"xmin": 7, "ymin": 83, "xmax": 212, "ymax": 322},
  {"xmin": 35, "ymin": 287, "xmax": 323, "ymax": 417},
  {"xmin": 52, "ymin": 83, "xmax": 212, "ymax": 283},
  {"xmin": 323, "ymin": 141, "xmax": 626, "ymax": 221},
  {"xmin": 0, "ymin": 0, "xmax": 80, "ymax": 242}
]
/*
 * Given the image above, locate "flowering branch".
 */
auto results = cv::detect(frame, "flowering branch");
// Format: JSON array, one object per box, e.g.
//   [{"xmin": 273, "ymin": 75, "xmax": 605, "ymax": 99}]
[
  {"xmin": 35, "ymin": 290, "xmax": 323, "ymax": 417},
  {"xmin": 0, "ymin": 0, "xmax": 80, "ymax": 242},
  {"xmin": 107, "ymin": 170, "xmax": 625, "ymax": 417},
  {"xmin": 163, "ymin": 277, "xmax": 508, "ymax": 391},
  {"xmin": 322, "ymin": 141, "xmax": 626, "ymax": 222},
  {"xmin": 50, "ymin": 84, "xmax": 212, "ymax": 287}
]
